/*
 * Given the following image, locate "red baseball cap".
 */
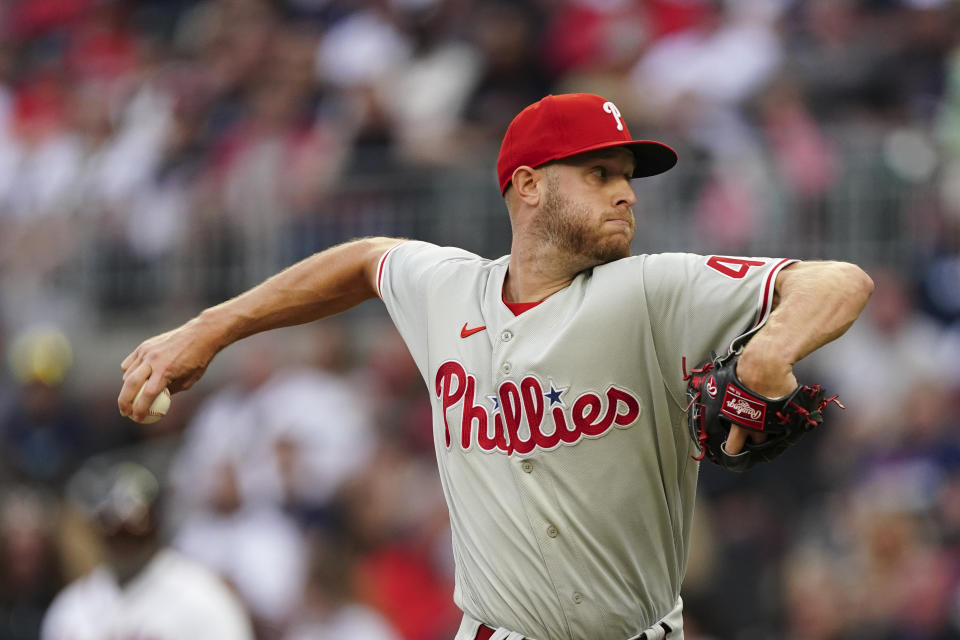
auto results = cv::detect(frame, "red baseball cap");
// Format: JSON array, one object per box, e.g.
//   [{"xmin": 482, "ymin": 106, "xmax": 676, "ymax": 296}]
[{"xmin": 496, "ymin": 93, "xmax": 678, "ymax": 195}]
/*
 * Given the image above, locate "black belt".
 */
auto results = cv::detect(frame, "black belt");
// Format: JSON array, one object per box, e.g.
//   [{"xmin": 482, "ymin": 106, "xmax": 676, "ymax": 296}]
[
  {"xmin": 631, "ymin": 621, "xmax": 674, "ymax": 640},
  {"xmin": 474, "ymin": 621, "xmax": 673, "ymax": 639}
]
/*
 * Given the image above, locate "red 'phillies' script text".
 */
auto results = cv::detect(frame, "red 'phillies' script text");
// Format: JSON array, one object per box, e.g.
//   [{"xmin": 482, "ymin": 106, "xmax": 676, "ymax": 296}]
[{"xmin": 435, "ymin": 361, "xmax": 641, "ymax": 455}]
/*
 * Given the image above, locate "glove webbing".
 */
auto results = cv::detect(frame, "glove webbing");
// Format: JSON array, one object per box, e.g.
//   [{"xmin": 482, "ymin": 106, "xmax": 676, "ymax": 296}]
[{"xmin": 682, "ymin": 356, "xmax": 713, "ymax": 461}]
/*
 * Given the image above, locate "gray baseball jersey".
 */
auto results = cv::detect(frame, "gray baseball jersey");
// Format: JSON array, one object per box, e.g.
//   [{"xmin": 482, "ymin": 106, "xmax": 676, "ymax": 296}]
[{"xmin": 377, "ymin": 241, "xmax": 793, "ymax": 640}]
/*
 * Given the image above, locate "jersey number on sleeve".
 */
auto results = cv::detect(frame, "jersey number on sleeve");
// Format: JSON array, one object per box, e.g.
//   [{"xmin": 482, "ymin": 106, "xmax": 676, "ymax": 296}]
[{"xmin": 706, "ymin": 256, "xmax": 767, "ymax": 279}]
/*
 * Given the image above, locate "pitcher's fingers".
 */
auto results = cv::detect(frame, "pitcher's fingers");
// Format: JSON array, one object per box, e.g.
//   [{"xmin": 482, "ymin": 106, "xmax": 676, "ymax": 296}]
[
  {"xmin": 118, "ymin": 361, "xmax": 152, "ymax": 419},
  {"xmin": 121, "ymin": 359, "xmax": 143, "ymax": 383},
  {"xmin": 724, "ymin": 426, "xmax": 748, "ymax": 455},
  {"xmin": 121, "ymin": 348, "xmax": 141, "ymax": 372},
  {"xmin": 132, "ymin": 374, "xmax": 167, "ymax": 421}
]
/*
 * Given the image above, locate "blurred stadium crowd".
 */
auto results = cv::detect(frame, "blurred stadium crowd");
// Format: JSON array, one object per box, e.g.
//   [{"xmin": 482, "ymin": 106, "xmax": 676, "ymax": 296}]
[{"xmin": 2, "ymin": 0, "xmax": 960, "ymax": 638}]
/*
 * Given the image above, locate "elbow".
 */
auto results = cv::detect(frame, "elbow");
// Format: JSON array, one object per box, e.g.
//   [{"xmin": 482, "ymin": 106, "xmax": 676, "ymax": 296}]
[{"xmin": 838, "ymin": 262, "xmax": 875, "ymax": 307}]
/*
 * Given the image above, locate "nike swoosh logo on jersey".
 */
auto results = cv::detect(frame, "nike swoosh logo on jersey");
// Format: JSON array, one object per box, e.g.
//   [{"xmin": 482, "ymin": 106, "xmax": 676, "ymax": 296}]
[{"xmin": 460, "ymin": 323, "xmax": 486, "ymax": 338}]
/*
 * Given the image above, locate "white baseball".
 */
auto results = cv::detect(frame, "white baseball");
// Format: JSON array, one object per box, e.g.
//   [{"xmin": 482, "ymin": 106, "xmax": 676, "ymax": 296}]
[{"xmin": 133, "ymin": 386, "xmax": 171, "ymax": 424}]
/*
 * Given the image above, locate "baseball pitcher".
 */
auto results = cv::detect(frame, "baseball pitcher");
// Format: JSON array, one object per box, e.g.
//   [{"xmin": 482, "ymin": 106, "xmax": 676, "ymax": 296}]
[{"xmin": 118, "ymin": 93, "xmax": 873, "ymax": 640}]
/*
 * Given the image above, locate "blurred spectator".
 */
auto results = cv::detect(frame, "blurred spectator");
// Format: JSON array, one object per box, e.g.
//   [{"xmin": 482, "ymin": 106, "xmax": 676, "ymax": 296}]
[
  {"xmin": 0, "ymin": 328, "xmax": 93, "ymax": 487},
  {"xmin": 935, "ymin": 26, "xmax": 960, "ymax": 220},
  {"xmin": 315, "ymin": 4, "xmax": 411, "ymax": 173},
  {"xmin": 8, "ymin": 0, "xmax": 95, "ymax": 39},
  {"xmin": 783, "ymin": 0, "xmax": 896, "ymax": 123},
  {"xmin": 541, "ymin": 0, "xmax": 648, "ymax": 93},
  {"xmin": 0, "ymin": 68, "xmax": 83, "ymax": 291},
  {"xmin": 258, "ymin": 324, "xmax": 376, "ymax": 519},
  {"xmin": 690, "ymin": 159, "xmax": 765, "ymax": 253},
  {"xmin": 644, "ymin": 0, "xmax": 718, "ymax": 42},
  {"xmin": 64, "ymin": 1, "xmax": 140, "ymax": 82},
  {"xmin": 918, "ymin": 245, "xmax": 960, "ymax": 325},
  {"xmin": 170, "ymin": 326, "xmax": 375, "ymax": 517},
  {"xmin": 373, "ymin": 0, "xmax": 482, "ymax": 166},
  {"xmin": 459, "ymin": 1, "xmax": 550, "ymax": 149},
  {"xmin": 283, "ymin": 533, "xmax": 400, "ymax": 640},
  {"xmin": 173, "ymin": 484, "xmax": 307, "ymax": 639},
  {"xmin": 0, "ymin": 487, "xmax": 63, "ymax": 640},
  {"xmin": 0, "ymin": 315, "xmax": 12, "ymax": 422},
  {"xmin": 343, "ymin": 436, "xmax": 459, "ymax": 640},
  {"xmin": 629, "ymin": 0, "xmax": 783, "ymax": 157},
  {"xmin": 781, "ymin": 546, "xmax": 850, "ymax": 640},
  {"xmin": 166, "ymin": 336, "xmax": 308, "ymax": 635},
  {"xmin": 41, "ymin": 460, "xmax": 254, "ymax": 640},
  {"xmin": 212, "ymin": 21, "xmax": 346, "ymax": 271},
  {"xmin": 363, "ymin": 323, "xmax": 433, "ymax": 452},
  {"xmin": 756, "ymin": 77, "xmax": 841, "ymax": 247},
  {"xmin": 167, "ymin": 334, "xmax": 285, "ymax": 513},
  {"xmin": 808, "ymin": 269, "xmax": 954, "ymax": 456},
  {"xmin": 169, "ymin": 327, "xmax": 377, "ymax": 635},
  {"xmin": 834, "ymin": 477, "xmax": 960, "ymax": 638}
]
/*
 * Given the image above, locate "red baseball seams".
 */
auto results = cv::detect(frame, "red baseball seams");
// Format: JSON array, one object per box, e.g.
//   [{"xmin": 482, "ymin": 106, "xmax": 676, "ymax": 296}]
[{"xmin": 435, "ymin": 361, "xmax": 641, "ymax": 454}]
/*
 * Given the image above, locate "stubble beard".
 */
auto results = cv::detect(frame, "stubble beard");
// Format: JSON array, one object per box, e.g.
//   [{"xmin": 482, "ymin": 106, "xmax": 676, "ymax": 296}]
[{"xmin": 534, "ymin": 177, "xmax": 633, "ymax": 268}]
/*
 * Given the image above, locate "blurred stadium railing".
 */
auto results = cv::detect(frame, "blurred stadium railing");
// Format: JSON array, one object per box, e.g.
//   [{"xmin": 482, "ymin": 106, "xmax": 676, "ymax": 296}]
[{"xmin": 59, "ymin": 132, "xmax": 948, "ymax": 323}]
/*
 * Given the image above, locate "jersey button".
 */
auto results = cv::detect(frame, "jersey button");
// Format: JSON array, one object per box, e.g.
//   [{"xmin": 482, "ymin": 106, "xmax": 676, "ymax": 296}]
[
  {"xmin": 500, "ymin": 330, "xmax": 513, "ymax": 342},
  {"xmin": 500, "ymin": 362, "xmax": 512, "ymax": 375},
  {"xmin": 521, "ymin": 461, "xmax": 533, "ymax": 473},
  {"xmin": 546, "ymin": 525, "xmax": 558, "ymax": 538},
  {"xmin": 573, "ymin": 592, "xmax": 584, "ymax": 605}
]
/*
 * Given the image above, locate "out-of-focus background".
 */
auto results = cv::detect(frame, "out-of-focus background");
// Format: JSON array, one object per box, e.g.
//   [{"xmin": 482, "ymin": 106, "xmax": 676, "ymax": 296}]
[{"xmin": 1, "ymin": 0, "xmax": 960, "ymax": 638}]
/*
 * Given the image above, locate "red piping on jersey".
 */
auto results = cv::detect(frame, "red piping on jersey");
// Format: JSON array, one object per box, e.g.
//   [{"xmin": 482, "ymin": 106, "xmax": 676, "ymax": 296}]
[
  {"xmin": 752, "ymin": 258, "xmax": 793, "ymax": 331},
  {"xmin": 376, "ymin": 244, "xmax": 403, "ymax": 298}
]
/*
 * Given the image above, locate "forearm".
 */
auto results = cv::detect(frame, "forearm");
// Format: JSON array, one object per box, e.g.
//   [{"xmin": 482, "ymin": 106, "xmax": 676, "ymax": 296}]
[
  {"xmin": 199, "ymin": 236, "xmax": 396, "ymax": 350},
  {"xmin": 738, "ymin": 261, "xmax": 874, "ymax": 395},
  {"xmin": 119, "ymin": 236, "xmax": 401, "ymax": 417}
]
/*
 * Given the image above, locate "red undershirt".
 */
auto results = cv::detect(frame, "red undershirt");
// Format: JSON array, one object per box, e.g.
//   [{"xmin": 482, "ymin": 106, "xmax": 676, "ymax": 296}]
[{"xmin": 502, "ymin": 296, "xmax": 543, "ymax": 316}]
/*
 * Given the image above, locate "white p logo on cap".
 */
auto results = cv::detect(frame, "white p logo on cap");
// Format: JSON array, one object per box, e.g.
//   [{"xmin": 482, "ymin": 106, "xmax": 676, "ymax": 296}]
[{"xmin": 602, "ymin": 101, "xmax": 623, "ymax": 131}]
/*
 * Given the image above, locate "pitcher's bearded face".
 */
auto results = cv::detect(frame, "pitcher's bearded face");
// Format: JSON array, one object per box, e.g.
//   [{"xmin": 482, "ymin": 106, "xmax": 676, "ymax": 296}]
[{"xmin": 533, "ymin": 169, "xmax": 636, "ymax": 266}]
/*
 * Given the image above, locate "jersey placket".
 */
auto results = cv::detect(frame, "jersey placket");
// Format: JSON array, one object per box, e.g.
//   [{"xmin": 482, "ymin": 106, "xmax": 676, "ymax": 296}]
[{"xmin": 490, "ymin": 311, "xmax": 607, "ymax": 639}]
